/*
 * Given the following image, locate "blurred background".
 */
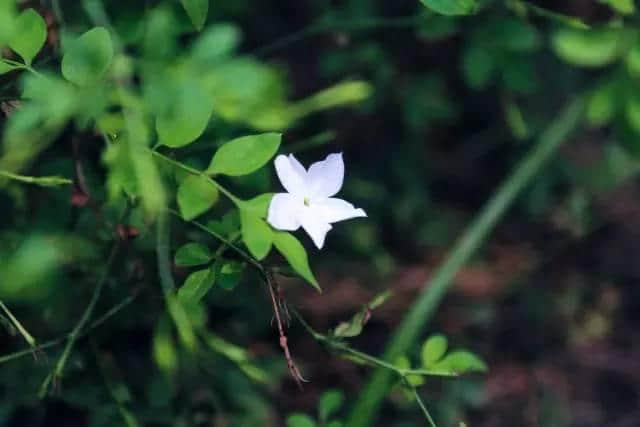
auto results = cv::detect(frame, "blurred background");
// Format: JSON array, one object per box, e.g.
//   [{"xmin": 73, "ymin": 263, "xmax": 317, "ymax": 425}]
[{"xmin": 2, "ymin": 0, "xmax": 640, "ymax": 426}]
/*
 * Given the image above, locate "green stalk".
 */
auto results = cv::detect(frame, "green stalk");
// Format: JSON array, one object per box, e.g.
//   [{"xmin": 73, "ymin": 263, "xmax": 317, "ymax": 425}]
[{"xmin": 345, "ymin": 99, "xmax": 584, "ymax": 427}]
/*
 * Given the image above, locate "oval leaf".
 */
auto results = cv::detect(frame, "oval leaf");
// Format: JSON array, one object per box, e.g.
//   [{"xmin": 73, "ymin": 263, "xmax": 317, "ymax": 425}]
[
  {"xmin": 421, "ymin": 334, "xmax": 448, "ymax": 367},
  {"xmin": 419, "ymin": 0, "xmax": 476, "ymax": 16},
  {"xmin": 178, "ymin": 267, "xmax": 216, "ymax": 304},
  {"xmin": 240, "ymin": 210, "xmax": 273, "ymax": 260},
  {"xmin": 273, "ymin": 231, "xmax": 319, "ymax": 291},
  {"xmin": 240, "ymin": 193, "xmax": 274, "ymax": 218},
  {"xmin": 181, "ymin": 0, "xmax": 209, "ymax": 31},
  {"xmin": 286, "ymin": 414, "xmax": 316, "ymax": 427},
  {"xmin": 177, "ymin": 174, "xmax": 219, "ymax": 220},
  {"xmin": 8, "ymin": 9, "xmax": 47, "ymax": 65},
  {"xmin": 431, "ymin": 350, "xmax": 488, "ymax": 374},
  {"xmin": 156, "ymin": 81, "xmax": 214, "ymax": 148},
  {"xmin": 206, "ymin": 133, "xmax": 282, "ymax": 176},
  {"xmin": 552, "ymin": 28, "xmax": 622, "ymax": 68},
  {"xmin": 62, "ymin": 27, "xmax": 114, "ymax": 86},
  {"xmin": 319, "ymin": 390, "xmax": 345, "ymax": 422},
  {"xmin": 175, "ymin": 242, "xmax": 213, "ymax": 267},
  {"xmin": 217, "ymin": 261, "xmax": 244, "ymax": 291}
]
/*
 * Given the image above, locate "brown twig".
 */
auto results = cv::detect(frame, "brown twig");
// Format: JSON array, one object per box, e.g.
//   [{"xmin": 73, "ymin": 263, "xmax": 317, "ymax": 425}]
[{"xmin": 266, "ymin": 271, "xmax": 306, "ymax": 388}]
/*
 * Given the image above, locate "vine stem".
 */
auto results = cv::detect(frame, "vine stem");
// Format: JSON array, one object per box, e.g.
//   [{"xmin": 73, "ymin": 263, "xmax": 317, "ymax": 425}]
[
  {"xmin": 411, "ymin": 387, "xmax": 437, "ymax": 427},
  {"xmin": 346, "ymin": 99, "xmax": 585, "ymax": 427},
  {"xmin": 0, "ymin": 301, "xmax": 36, "ymax": 347},
  {"xmin": 149, "ymin": 149, "xmax": 242, "ymax": 205}
]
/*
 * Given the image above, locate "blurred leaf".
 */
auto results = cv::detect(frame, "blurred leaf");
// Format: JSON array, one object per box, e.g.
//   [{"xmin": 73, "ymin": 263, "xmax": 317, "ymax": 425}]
[
  {"xmin": 318, "ymin": 390, "xmax": 345, "ymax": 422},
  {"xmin": 286, "ymin": 414, "xmax": 316, "ymax": 427},
  {"xmin": 273, "ymin": 231, "xmax": 319, "ymax": 291},
  {"xmin": 8, "ymin": 8, "xmax": 46, "ymax": 65},
  {"xmin": 217, "ymin": 260, "xmax": 244, "ymax": 290},
  {"xmin": 394, "ymin": 356, "xmax": 424, "ymax": 386},
  {"xmin": 177, "ymin": 267, "xmax": 216, "ymax": 304},
  {"xmin": 419, "ymin": 0, "xmax": 476, "ymax": 16},
  {"xmin": 333, "ymin": 291, "xmax": 391, "ymax": 338},
  {"xmin": 166, "ymin": 295, "xmax": 197, "ymax": 351},
  {"xmin": 552, "ymin": 28, "xmax": 624, "ymax": 68},
  {"xmin": 62, "ymin": 27, "xmax": 114, "ymax": 86},
  {"xmin": 180, "ymin": 0, "xmax": 208, "ymax": 31},
  {"xmin": 626, "ymin": 43, "xmax": 640, "ymax": 77},
  {"xmin": 174, "ymin": 242, "xmax": 213, "ymax": 267},
  {"xmin": 240, "ymin": 210, "xmax": 273, "ymax": 260},
  {"xmin": 462, "ymin": 45, "xmax": 494, "ymax": 89},
  {"xmin": 152, "ymin": 315, "xmax": 178, "ymax": 374},
  {"xmin": 421, "ymin": 334, "xmax": 448, "ymax": 367},
  {"xmin": 192, "ymin": 23, "xmax": 241, "ymax": 63},
  {"xmin": 430, "ymin": 350, "xmax": 488, "ymax": 374},
  {"xmin": 156, "ymin": 80, "xmax": 214, "ymax": 148},
  {"xmin": 206, "ymin": 133, "xmax": 281, "ymax": 176},
  {"xmin": 625, "ymin": 92, "xmax": 640, "ymax": 132},
  {"xmin": 587, "ymin": 81, "xmax": 617, "ymax": 127},
  {"xmin": 202, "ymin": 332, "xmax": 270, "ymax": 383},
  {"xmin": 0, "ymin": 0, "xmax": 17, "ymax": 45},
  {"xmin": 177, "ymin": 174, "xmax": 219, "ymax": 220},
  {"xmin": 600, "ymin": 0, "xmax": 635, "ymax": 14}
]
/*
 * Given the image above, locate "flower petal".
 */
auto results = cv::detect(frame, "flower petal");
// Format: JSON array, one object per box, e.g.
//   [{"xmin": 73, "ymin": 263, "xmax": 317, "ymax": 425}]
[
  {"xmin": 299, "ymin": 209, "xmax": 332, "ymax": 249},
  {"xmin": 275, "ymin": 154, "xmax": 307, "ymax": 196},
  {"xmin": 307, "ymin": 152, "xmax": 344, "ymax": 198},
  {"xmin": 315, "ymin": 197, "xmax": 367, "ymax": 224},
  {"xmin": 267, "ymin": 193, "xmax": 303, "ymax": 231}
]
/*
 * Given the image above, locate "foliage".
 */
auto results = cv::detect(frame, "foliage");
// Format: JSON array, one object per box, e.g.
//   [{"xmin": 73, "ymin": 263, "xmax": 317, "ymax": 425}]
[{"xmin": 2, "ymin": 0, "xmax": 640, "ymax": 426}]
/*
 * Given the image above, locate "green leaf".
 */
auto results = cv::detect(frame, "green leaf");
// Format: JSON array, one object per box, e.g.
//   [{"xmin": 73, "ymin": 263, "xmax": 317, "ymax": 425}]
[
  {"xmin": 462, "ymin": 45, "xmax": 494, "ymax": 90},
  {"xmin": 174, "ymin": 242, "xmax": 213, "ymax": 267},
  {"xmin": 177, "ymin": 267, "xmax": 216, "ymax": 304},
  {"xmin": 177, "ymin": 174, "xmax": 219, "ymax": 220},
  {"xmin": 333, "ymin": 311, "xmax": 366, "ymax": 338},
  {"xmin": 552, "ymin": 28, "xmax": 623, "ymax": 68},
  {"xmin": 166, "ymin": 295, "xmax": 197, "ymax": 351},
  {"xmin": 600, "ymin": 0, "xmax": 635, "ymax": 14},
  {"xmin": 430, "ymin": 350, "xmax": 488, "ymax": 374},
  {"xmin": 192, "ymin": 23, "xmax": 241, "ymax": 63},
  {"xmin": 152, "ymin": 315, "xmax": 178, "ymax": 374},
  {"xmin": 156, "ymin": 80, "xmax": 214, "ymax": 148},
  {"xmin": 8, "ymin": 9, "xmax": 47, "ymax": 65},
  {"xmin": 421, "ymin": 334, "xmax": 448, "ymax": 367},
  {"xmin": 61, "ymin": 27, "xmax": 113, "ymax": 86},
  {"xmin": 419, "ymin": 0, "xmax": 476, "ymax": 16},
  {"xmin": 217, "ymin": 261, "xmax": 244, "ymax": 290},
  {"xmin": 626, "ymin": 93, "xmax": 640, "ymax": 132},
  {"xmin": 273, "ymin": 231, "xmax": 320, "ymax": 291},
  {"xmin": 0, "ymin": 59, "xmax": 20, "ymax": 75},
  {"xmin": 286, "ymin": 414, "xmax": 316, "ymax": 427},
  {"xmin": 626, "ymin": 43, "xmax": 640, "ymax": 78},
  {"xmin": 240, "ymin": 193, "xmax": 274, "ymax": 218},
  {"xmin": 240, "ymin": 210, "xmax": 273, "ymax": 260},
  {"xmin": 180, "ymin": 0, "xmax": 209, "ymax": 31},
  {"xmin": 394, "ymin": 356, "xmax": 423, "ymax": 386},
  {"xmin": 319, "ymin": 390, "xmax": 345, "ymax": 422},
  {"xmin": 586, "ymin": 82, "xmax": 617, "ymax": 127},
  {"xmin": 206, "ymin": 133, "xmax": 281, "ymax": 176}
]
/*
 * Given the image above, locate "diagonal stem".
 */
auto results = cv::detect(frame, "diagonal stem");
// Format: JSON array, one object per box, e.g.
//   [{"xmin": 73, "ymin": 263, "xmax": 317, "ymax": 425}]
[{"xmin": 346, "ymin": 98, "xmax": 585, "ymax": 427}]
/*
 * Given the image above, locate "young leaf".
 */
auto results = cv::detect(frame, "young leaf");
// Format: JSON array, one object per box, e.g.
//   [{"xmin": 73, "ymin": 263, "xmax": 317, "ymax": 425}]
[
  {"xmin": 240, "ymin": 210, "xmax": 273, "ymax": 260},
  {"xmin": 551, "ymin": 28, "xmax": 623, "ymax": 68},
  {"xmin": 430, "ymin": 350, "xmax": 488, "ymax": 374},
  {"xmin": 177, "ymin": 267, "xmax": 216, "ymax": 304},
  {"xmin": 333, "ymin": 311, "xmax": 366, "ymax": 338},
  {"xmin": 156, "ymin": 81, "xmax": 214, "ymax": 148},
  {"xmin": 419, "ymin": 0, "xmax": 476, "ymax": 16},
  {"xmin": 318, "ymin": 390, "xmax": 345, "ymax": 422},
  {"xmin": 421, "ymin": 334, "xmax": 448, "ymax": 367},
  {"xmin": 174, "ymin": 242, "xmax": 213, "ymax": 267},
  {"xmin": 180, "ymin": 0, "xmax": 209, "ymax": 31},
  {"xmin": 62, "ymin": 27, "xmax": 114, "ymax": 86},
  {"xmin": 177, "ymin": 174, "xmax": 219, "ymax": 220},
  {"xmin": 206, "ymin": 133, "xmax": 281, "ymax": 176},
  {"xmin": 286, "ymin": 414, "xmax": 316, "ymax": 427},
  {"xmin": 240, "ymin": 193, "xmax": 274, "ymax": 218},
  {"xmin": 217, "ymin": 261, "xmax": 244, "ymax": 290},
  {"xmin": 273, "ymin": 231, "xmax": 320, "ymax": 292},
  {"xmin": 394, "ymin": 356, "xmax": 423, "ymax": 386},
  {"xmin": 8, "ymin": 9, "xmax": 47, "ymax": 65}
]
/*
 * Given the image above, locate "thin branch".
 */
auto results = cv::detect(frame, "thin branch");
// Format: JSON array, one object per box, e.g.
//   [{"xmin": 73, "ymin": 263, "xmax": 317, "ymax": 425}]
[
  {"xmin": 266, "ymin": 272, "xmax": 306, "ymax": 388},
  {"xmin": 0, "ymin": 293, "xmax": 138, "ymax": 365},
  {"xmin": 411, "ymin": 387, "xmax": 437, "ymax": 427},
  {"xmin": 0, "ymin": 301, "xmax": 36, "ymax": 347}
]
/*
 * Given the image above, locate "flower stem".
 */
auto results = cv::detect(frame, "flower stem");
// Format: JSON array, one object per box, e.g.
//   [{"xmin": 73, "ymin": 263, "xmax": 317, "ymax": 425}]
[{"xmin": 345, "ymin": 98, "xmax": 585, "ymax": 427}]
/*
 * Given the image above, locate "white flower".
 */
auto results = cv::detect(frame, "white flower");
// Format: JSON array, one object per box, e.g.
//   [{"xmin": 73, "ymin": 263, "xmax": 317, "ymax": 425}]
[{"xmin": 267, "ymin": 152, "xmax": 366, "ymax": 249}]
